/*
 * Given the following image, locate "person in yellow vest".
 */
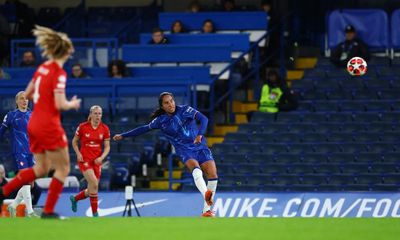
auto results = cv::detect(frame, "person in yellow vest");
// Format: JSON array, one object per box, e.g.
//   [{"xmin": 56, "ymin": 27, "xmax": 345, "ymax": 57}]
[{"xmin": 259, "ymin": 70, "xmax": 298, "ymax": 113}]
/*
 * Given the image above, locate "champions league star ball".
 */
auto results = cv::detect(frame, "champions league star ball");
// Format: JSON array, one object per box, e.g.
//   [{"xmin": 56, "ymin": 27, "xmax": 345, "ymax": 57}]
[{"xmin": 347, "ymin": 56, "xmax": 367, "ymax": 76}]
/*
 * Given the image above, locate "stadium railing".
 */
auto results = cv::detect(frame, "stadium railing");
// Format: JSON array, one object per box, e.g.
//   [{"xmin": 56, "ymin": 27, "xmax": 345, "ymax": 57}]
[
  {"xmin": 139, "ymin": 33, "xmax": 250, "ymax": 58},
  {"xmin": 10, "ymin": 38, "xmax": 118, "ymax": 67}
]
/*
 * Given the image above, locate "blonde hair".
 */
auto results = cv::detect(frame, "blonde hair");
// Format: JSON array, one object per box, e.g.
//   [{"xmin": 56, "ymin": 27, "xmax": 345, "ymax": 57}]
[
  {"xmin": 15, "ymin": 91, "xmax": 25, "ymax": 108},
  {"xmin": 32, "ymin": 25, "xmax": 74, "ymax": 60},
  {"xmin": 87, "ymin": 105, "xmax": 102, "ymax": 121}
]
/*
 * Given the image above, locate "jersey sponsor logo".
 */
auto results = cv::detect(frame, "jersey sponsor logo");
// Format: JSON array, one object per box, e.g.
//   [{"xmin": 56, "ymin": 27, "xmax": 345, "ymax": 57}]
[
  {"xmin": 86, "ymin": 199, "xmax": 168, "ymax": 217},
  {"xmin": 38, "ymin": 66, "xmax": 49, "ymax": 75}
]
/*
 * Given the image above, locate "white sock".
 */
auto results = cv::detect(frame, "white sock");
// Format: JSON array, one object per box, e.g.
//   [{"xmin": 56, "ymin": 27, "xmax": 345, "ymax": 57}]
[
  {"xmin": 192, "ymin": 168, "xmax": 207, "ymax": 196},
  {"xmin": 203, "ymin": 179, "xmax": 218, "ymax": 213},
  {"xmin": 21, "ymin": 185, "xmax": 34, "ymax": 214},
  {"xmin": 10, "ymin": 187, "xmax": 24, "ymax": 209}
]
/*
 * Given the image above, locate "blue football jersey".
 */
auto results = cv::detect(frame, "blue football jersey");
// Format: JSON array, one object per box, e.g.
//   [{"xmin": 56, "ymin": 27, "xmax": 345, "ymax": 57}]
[
  {"xmin": 149, "ymin": 105, "xmax": 208, "ymax": 152},
  {"xmin": 0, "ymin": 109, "xmax": 32, "ymax": 154}
]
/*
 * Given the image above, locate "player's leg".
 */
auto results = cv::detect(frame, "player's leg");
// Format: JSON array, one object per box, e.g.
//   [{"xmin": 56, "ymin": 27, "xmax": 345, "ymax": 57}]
[
  {"xmin": 83, "ymin": 168, "xmax": 99, "ymax": 217},
  {"xmin": 185, "ymin": 158, "xmax": 209, "ymax": 199},
  {"xmin": 1, "ymin": 153, "xmax": 48, "ymax": 198},
  {"xmin": 200, "ymin": 159, "xmax": 218, "ymax": 216},
  {"xmin": 70, "ymin": 189, "xmax": 87, "ymax": 213},
  {"xmin": 42, "ymin": 147, "xmax": 70, "ymax": 217}
]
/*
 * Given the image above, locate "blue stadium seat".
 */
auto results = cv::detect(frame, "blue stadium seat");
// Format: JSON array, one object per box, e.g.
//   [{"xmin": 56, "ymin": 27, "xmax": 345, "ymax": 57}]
[
  {"xmin": 236, "ymin": 143, "xmax": 263, "ymax": 154},
  {"xmin": 327, "ymin": 132, "xmax": 354, "ymax": 143},
  {"xmin": 212, "ymin": 143, "xmax": 236, "ymax": 154},
  {"xmin": 313, "ymin": 101, "xmax": 339, "ymax": 112},
  {"xmin": 261, "ymin": 164, "xmax": 288, "ymax": 174},
  {"xmin": 338, "ymin": 101, "xmax": 366, "ymax": 112},
  {"xmin": 218, "ymin": 153, "xmax": 247, "ymax": 164},
  {"xmin": 380, "ymin": 132, "xmax": 400, "ymax": 142},
  {"xmin": 249, "ymin": 153, "xmax": 275, "ymax": 164},
  {"xmin": 302, "ymin": 113, "xmax": 327, "ymax": 123},
  {"xmin": 366, "ymin": 143, "xmax": 396, "ymax": 153},
  {"xmin": 250, "ymin": 133, "xmax": 275, "ymax": 143},
  {"xmin": 217, "ymin": 163, "xmax": 236, "ymax": 175},
  {"xmin": 313, "ymin": 143, "xmax": 341, "ymax": 154},
  {"xmin": 340, "ymin": 123, "xmax": 366, "ymax": 133},
  {"xmin": 301, "ymin": 133, "xmax": 327, "ymax": 143},
  {"xmin": 300, "ymin": 174, "xmax": 328, "ymax": 185},
  {"xmin": 314, "ymin": 163, "xmax": 342, "ymax": 174},
  {"xmin": 382, "ymin": 174, "xmax": 400, "ymax": 185},
  {"xmin": 380, "ymin": 112, "xmax": 400, "ymax": 123},
  {"xmin": 262, "ymin": 123, "xmax": 289, "ymax": 133},
  {"xmin": 353, "ymin": 132, "xmax": 380, "ymax": 142},
  {"xmin": 327, "ymin": 113, "xmax": 353, "ymax": 122},
  {"xmin": 364, "ymin": 100, "xmax": 392, "ymax": 112},
  {"xmin": 237, "ymin": 123, "xmax": 264, "ymax": 133},
  {"xmin": 287, "ymin": 164, "xmax": 315, "ymax": 174},
  {"xmin": 372, "ymin": 184, "xmax": 400, "ymax": 191},
  {"xmin": 274, "ymin": 133, "xmax": 302, "ymax": 143},
  {"xmin": 224, "ymin": 132, "xmax": 249, "ymax": 143},
  {"xmin": 383, "ymin": 153, "xmax": 400, "ymax": 163},
  {"xmin": 366, "ymin": 122, "xmax": 394, "ymax": 132},
  {"xmin": 251, "ymin": 112, "xmax": 276, "ymax": 123},
  {"xmin": 219, "ymin": 174, "xmax": 248, "ymax": 186},
  {"xmin": 287, "ymin": 143, "xmax": 315, "ymax": 154},
  {"xmin": 326, "ymin": 90, "xmax": 350, "ymax": 100},
  {"xmin": 370, "ymin": 163, "xmax": 399, "ymax": 174},
  {"xmin": 341, "ymin": 163, "xmax": 370, "ymax": 174},
  {"xmin": 234, "ymin": 163, "xmax": 262, "ymax": 175},
  {"xmin": 314, "ymin": 123, "xmax": 341, "ymax": 133},
  {"xmin": 352, "ymin": 112, "xmax": 381, "ymax": 122},
  {"xmin": 273, "ymin": 175, "xmax": 300, "ymax": 185},
  {"xmin": 261, "ymin": 144, "xmax": 288, "ymax": 154},
  {"xmin": 328, "ymin": 153, "xmax": 356, "ymax": 163},
  {"xmin": 288, "ymin": 123, "xmax": 315, "ymax": 133},
  {"xmin": 274, "ymin": 153, "xmax": 302, "ymax": 164},
  {"xmin": 327, "ymin": 174, "xmax": 355, "ymax": 185},
  {"xmin": 355, "ymin": 153, "xmax": 383, "ymax": 163},
  {"xmin": 248, "ymin": 174, "xmax": 274, "ymax": 186},
  {"xmin": 276, "ymin": 112, "xmax": 303, "ymax": 123},
  {"xmin": 339, "ymin": 143, "xmax": 366, "ymax": 153},
  {"xmin": 355, "ymin": 174, "xmax": 383, "ymax": 185},
  {"xmin": 301, "ymin": 153, "xmax": 329, "ymax": 164}
]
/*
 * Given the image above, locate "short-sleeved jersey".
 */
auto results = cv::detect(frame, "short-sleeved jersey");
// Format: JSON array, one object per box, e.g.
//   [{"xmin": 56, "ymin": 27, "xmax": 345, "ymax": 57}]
[
  {"xmin": 75, "ymin": 121, "xmax": 110, "ymax": 162},
  {"xmin": 28, "ymin": 61, "xmax": 67, "ymax": 134},
  {"xmin": 148, "ymin": 105, "xmax": 208, "ymax": 153},
  {"xmin": 0, "ymin": 109, "xmax": 31, "ymax": 154}
]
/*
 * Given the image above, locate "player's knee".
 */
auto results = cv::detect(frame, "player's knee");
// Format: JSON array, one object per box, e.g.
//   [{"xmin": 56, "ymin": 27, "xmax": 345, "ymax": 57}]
[{"xmin": 33, "ymin": 166, "xmax": 47, "ymax": 177}]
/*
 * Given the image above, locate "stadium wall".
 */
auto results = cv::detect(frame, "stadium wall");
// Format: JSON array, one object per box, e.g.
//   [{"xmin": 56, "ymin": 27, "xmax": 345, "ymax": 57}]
[{"xmin": 35, "ymin": 192, "xmax": 400, "ymax": 218}]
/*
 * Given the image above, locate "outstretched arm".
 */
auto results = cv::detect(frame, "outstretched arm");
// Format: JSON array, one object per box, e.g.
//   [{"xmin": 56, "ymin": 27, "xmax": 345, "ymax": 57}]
[{"xmin": 113, "ymin": 125, "xmax": 151, "ymax": 141}]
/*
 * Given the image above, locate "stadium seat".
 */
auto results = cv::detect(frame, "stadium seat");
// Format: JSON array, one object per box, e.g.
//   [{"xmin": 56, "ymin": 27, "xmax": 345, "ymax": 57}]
[
  {"xmin": 328, "ymin": 153, "xmax": 356, "ymax": 163},
  {"xmin": 273, "ymin": 175, "xmax": 300, "ymax": 185},
  {"xmin": 314, "ymin": 163, "xmax": 342, "ymax": 174},
  {"xmin": 248, "ymin": 174, "xmax": 274, "ymax": 186},
  {"xmin": 288, "ymin": 123, "xmax": 315, "ymax": 133},
  {"xmin": 355, "ymin": 174, "xmax": 383, "ymax": 185},
  {"xmin": 339, "ymin": 143, "xmax": 366, "ymax": 153},
  {"xmin": 355, "ymin": 153, "xmax": 383, "ymax": 163},
  {"xmin": 251, "ymin": 112, "xmax": 276, "ymax": 123},
  {"xmin": 287, "ymin": 143, "xmax": 315, "ymax": 154},
  {"xmin": 261, "ymin": 164, "xmax": 288, "ymax": 174},
  {"xmin": 261, "ymin": 144, "xmax": 288, "ymax": 154},
  {"xmin": 301, "ymin": 153, "xmax": 329, "ymax": 164},
  {"xmin": 327, "ymin": 174, "xmax": 355, "ymax": 185},
  {"xmin": 287, "ymin": 164, "xmax": 315, "ymax": 174},
  {"xmin": 383, "ymin": 153, "xmax": 400, "ymax": 163},
  {"xmin": 341, "ymin": 163, "xmax": 370, "ymax": 174},
  {"xmin": 370, "ymin": 163, "xmax": 399, "ymax": 174},
  {"xmin": 249, "ymin": 153, "xmax": 275, "ymax": 164},
  {"xmin": 300, "ymin": 174, "xmax": 328, "ymax": 185},
  {"xmin": 274, "ymin": 153, "xmax": 301, "ymax": 164},
  {"xmin": 383, "ymin": 174, "xmax": 400, "ymax": 185},
  {"xmin": 313, "ymin": 143, "xmax": 341, "ymax": 154},
  {"xmin": 236, "ymin": 143, "xmax": 264, "ymax": 154}
]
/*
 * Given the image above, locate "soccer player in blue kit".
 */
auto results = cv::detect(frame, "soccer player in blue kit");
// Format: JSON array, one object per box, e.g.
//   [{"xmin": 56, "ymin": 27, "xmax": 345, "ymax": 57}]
[
  {"xmin": 0, "ymin": 91, "xmax": 38, "ymax": 217},
  {"xmin": 113, "ymin": 92, "xmax": 218, "ymax": 217}
]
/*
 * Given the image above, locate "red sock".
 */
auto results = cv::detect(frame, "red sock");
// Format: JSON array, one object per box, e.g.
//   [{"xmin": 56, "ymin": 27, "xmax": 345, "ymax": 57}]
[
  {"xmin": 74, "ymin": 190, "xmax": 87, "ymax": 201},
  {"xmin": 3, "ymin": 168, "xmax": 36, "ymax": 196},
  {"xmin": 43, "ymin": 178, "xmax": 64, "ymax": 214},
  {"xmin": 89, "ymin": 194, "xmax": 98, "ymax": 215}
]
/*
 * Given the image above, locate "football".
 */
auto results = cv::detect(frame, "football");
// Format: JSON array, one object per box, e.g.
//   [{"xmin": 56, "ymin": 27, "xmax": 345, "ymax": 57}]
[{"xmin": 347, "ymin": 56, "xmax": 367, "ymax": 76}]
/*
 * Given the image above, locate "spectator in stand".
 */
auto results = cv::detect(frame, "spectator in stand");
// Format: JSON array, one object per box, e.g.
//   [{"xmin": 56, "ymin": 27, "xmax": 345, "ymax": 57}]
[
  {"xmin": 259, "ymin": 70, "xmax": 298, "ymax": 113},
  {"xmin": 107, "ymin": 60, "xmax": 129, "ymax": 78},
  {"xmin": 70, "ymin": 63, "xmax": 89, "ymax": 79},
  {"xmin": 19, "ymin": 50, "xmax": 36, "ymax": 67},
  {"xmin": 0, "ymin": 67, "xmax": 11, "ymax": 79},
  {"xmin": 171, "ymin": 20, "xmax": 186, "ymax": 34},
  {"xmin": 222, "ymin": 0, "xmax": 238, "ymax": 11},
  {"xmin": 201, "ymin": 19, "xmax": 215, "ymax": 34},
  {"xmin": 148, "ymin": 27, "xmax": 169, "ymax": 45},
  {"xmin": 330, "ymin": 25, "xmax": 370, "ymax": 68},
  {"xmin": 188, "ymin": 1, "xmax": 201, "ymax": 13}
]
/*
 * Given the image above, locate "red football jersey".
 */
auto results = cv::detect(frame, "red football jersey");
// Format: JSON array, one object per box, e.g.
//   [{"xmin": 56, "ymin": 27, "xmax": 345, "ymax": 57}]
[
  {"xmin": 29, "ymin": 61, "xmax": 66, "ymax": 134},
  {"xmin": 76, "ymin": 121, "xmax": 110, "ymax": 162}
]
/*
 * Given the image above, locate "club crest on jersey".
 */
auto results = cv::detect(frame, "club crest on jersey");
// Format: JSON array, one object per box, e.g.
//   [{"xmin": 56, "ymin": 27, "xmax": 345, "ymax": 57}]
[
  {"xmin": 99, "ymin": 134, "xmax": 103, "ymax": 139},
  {"xmin": 85, "ymin": 133, "xmax": 90, "ymax": 137}
]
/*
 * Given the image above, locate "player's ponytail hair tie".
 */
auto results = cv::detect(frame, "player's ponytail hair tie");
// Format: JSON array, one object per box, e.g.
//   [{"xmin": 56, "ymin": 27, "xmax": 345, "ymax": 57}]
[
  {"xmin": 32, "ymin": 25, "xmax": 74, "ymax": 60},
  {"xmin": 150, "ymin": 92, "xmax": 174, "ymax": 120}
]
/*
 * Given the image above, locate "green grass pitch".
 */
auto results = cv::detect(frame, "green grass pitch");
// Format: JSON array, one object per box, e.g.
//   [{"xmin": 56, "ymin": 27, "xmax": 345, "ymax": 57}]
[
  {"xmin": 0, "ymin": 218, "xmax": 399, "ymax": 240},
  {"xmin": 0, "ymin": 217, "xmax": 400, "ymax": 240}
]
